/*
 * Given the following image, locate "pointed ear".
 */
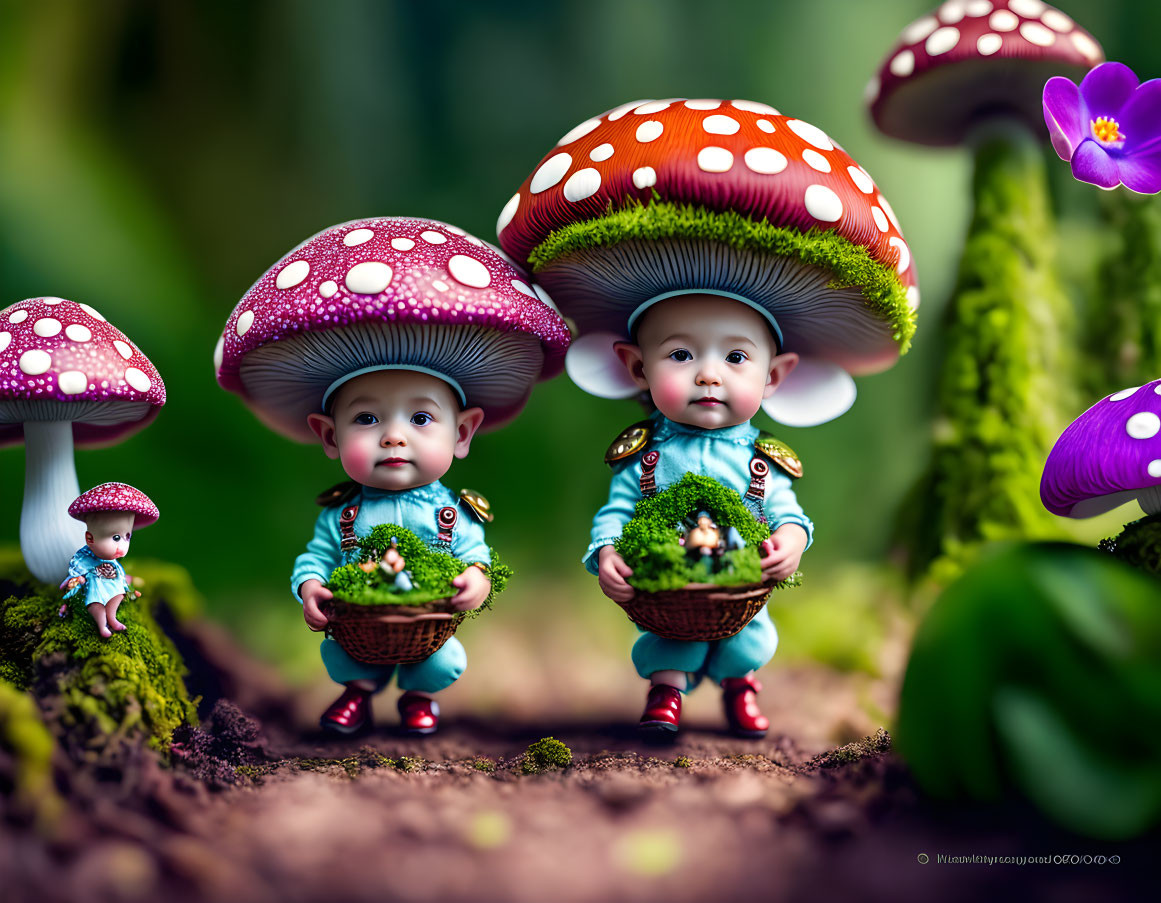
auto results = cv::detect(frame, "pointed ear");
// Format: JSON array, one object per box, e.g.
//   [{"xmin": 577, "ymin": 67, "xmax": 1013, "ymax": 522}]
[
  {"xmin": 764, "ymin": 352, "xmax": 800, "ymax": 398},
  {"xmin": 306, "ymin": 413, "xmax": 340, "ymax": 459},
  {"xmin": 453, "ymin": 407, "xmax": 485, "ymax": 459},
  {"xmin": 613, "ymin": 342, "xmax": 650, "ymax": 391}
]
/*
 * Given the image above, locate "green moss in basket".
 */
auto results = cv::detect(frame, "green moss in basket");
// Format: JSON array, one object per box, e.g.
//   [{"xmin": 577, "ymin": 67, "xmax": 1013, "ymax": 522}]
[
  {"xmin": 614, "ymin": 473, "xmax": 801, "ymax": 593},
  {"xmin": 326, "ymin": 524, "xmax": 511, "ymax": 617}
]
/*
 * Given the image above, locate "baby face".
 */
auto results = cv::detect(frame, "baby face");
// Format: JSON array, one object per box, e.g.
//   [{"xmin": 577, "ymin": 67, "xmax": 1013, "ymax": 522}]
[
  {"xmin": 617, "ymin": 294, "xmax": 798, "ymax": 429},
  {"xmin": 85, "ymin": 512, "xmax": 135, "ymax": 560},
  {"xmin": 308, "ymin": 369, "xmax": 484, "ymax": 491}
]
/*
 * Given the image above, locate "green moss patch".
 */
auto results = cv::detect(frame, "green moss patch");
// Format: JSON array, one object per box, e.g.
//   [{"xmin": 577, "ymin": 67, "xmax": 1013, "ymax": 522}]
[
  {"xmin": 614, "ymin": 473, "xmax": 800, "ymax": 593},
  {"xmin": 1100, "ymin": 514, "xmax": 1161, "ymax": 579},
  {"xmin": 527, "ymin": 199, "xmax": 916, "ymax": 354},
  {"xmin": 522, "ymin": 737, "xmax": 572, "ymax": 774},
  {"xmin": 326, "ymin": 524, "xmax": 512, "ymax": 618}
]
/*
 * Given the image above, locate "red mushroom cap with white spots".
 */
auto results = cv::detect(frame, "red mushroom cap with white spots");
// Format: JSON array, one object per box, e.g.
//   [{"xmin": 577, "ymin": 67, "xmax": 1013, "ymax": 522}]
[
  {"xmin": 216, "ymin": 217, "xmax": 571, "ymax": 441},
  {"xmin": 869, "ymin": 0, "xmax": 1103, "ymax": 146},
  {"xmin": 0, "ymin": 297, "xmax": 165, "ymax": 447},
  {"xmin": 68, "ymin": 482, "xmax": 159, "ymax": 529},
  {"xmin": 497, "ymin": 98, "xmax": 917, "ymax": 380}
]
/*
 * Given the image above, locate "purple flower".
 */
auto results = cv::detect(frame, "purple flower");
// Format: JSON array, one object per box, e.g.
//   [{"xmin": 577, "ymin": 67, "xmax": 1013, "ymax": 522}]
[{"xmin": 1043, "ymin": 61, "xmax": 1161, "ymax": 193}]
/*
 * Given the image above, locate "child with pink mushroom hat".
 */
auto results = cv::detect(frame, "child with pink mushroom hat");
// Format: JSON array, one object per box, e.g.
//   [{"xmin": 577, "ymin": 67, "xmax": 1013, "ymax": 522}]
[
  {"xmin": 63, "ymin": 482, "xmax": 158, "ymax": 639},
  {"xmin": 217, "ymin": 216, "xmax": 569, "ymax": 735}
]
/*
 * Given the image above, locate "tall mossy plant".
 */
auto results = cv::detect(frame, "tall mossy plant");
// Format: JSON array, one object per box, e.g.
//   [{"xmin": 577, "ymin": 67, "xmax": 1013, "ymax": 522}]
[
  {"xmin": 0, "ymin": 547, "xmax": 199, "ymax": 756},
  {"xmin": 897, "ymin": 129, "xmax": 1074, "ymax": 586},
  {"xmin": 1085, "ymin": 192, "xmax": 1161, "ymax": 395}
]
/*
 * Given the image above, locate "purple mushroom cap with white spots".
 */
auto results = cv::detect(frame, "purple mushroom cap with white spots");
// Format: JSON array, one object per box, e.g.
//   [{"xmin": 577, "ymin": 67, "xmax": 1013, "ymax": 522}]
[
  {"xmin": 216, "ymin": 217, "xmax": 571, "ymax": 441},
  {"xmin": 69, "ymin": 482, "xmax": 159, "ymax": 529},
  {"xmin": 0, "ymin": 297, "xmax": 165, "ymax": 583},
  {"xmin": 1041, "ymin": 380, "xmax": 1161, "ymax": 518}
]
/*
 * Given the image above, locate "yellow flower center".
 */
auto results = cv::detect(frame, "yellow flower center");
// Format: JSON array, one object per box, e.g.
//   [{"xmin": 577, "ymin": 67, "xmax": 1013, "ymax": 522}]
[{"xmin": 1092, "ymin": 116, "xmax": 1125, "ymax": 144}]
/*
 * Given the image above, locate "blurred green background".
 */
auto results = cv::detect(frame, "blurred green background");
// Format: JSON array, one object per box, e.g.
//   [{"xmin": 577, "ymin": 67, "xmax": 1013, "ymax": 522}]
[{"xmin": 0, "ymin": 0, "xmax": 1154, "ymax": 692}]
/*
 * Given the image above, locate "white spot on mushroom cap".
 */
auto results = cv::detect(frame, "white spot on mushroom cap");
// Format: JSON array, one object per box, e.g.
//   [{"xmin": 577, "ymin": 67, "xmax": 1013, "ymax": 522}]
[
  {"xmin": 1041, "ymin": 9, "xmax": 1073, "ymax": 32},
  {"xmin": 1150, "ymin": 460, "xmax": 1161, "ymax": 478},
  {"xmin": 213, "ymin": 335, "xmax": 224, "ymax": 373},
  {"xmin": 787, "ymin": 119, "xmax": 835, "ymax": 150},
  {"xmin": 906, "ymin": 286, "xmax": 921, "ymax": 310},
  {"xmin": 236, "ymin": 310, "xmax": 255, "ymax": 336},
  {"xmin": 42, "ymin": 297, "xmax": 63, "ymax": 305},
  {"xmin": 1020, "ymin": 21, "xmax": 1056, "ymax": 46},
  {"xmin": 420, "ymin": 231, "xmax": 447, "ymax": 244},
  {"xmin": 940, "ymin": 1, "xmax": 967, "ymax": 24},
  {"xmin": 804, "ymin": 185, "xmax": 843, "ymax": 222},
  {"xmin": 0, "ymin": 332, "xmax": 9, "ymax": 353},
  {"xmin": 390, "ymin": 238, "xmax": 415, "ymax": 252},
  {"xmin": 1110, "ymin": 387, "xmax": 1140, "ymax": 401},
  {"xmin": 890, "ymin": 50, "xmax": 916, "ymax": 77},
  {"xmin": 978, "ymin": 33, "xmax": 1004, "ymax": 55},
  {"xmin": 802, "ymin": 149, "xmax": 831, "ymax": 172},
  {"xmin": 744, "ymin": 147, "xmax": 788, "ymax": 174},
  {"xmin": 848, "ymin": 166, "xmax": 874, "ymax": 193},
  {"xmin": 633, "ymin": 100, "xmax": 672, "ymax": 115},
  {"xmin": 563, "ymin": 168, "xmax": 602, "ymax": 201},
  {"xmin": 607, "ymin": 99, "xmax": 651, "ymax": 121},
  {"xmin": 756, "ymin": 119, "xmax": 775, "ymax": 133},
  {"xmin": 79, "ymin": 303, "xmax": 104, "ymax": 322},
  {"xmin": 114, "ymin": 340, "xmax": 133, "ymax": 360},
  {"xmin": 872, "ymin": 206, "xmax": 889, "ymax": 232},
  {"xmin": 702, "ymin": 114, "xmax": 740, "ymax": 135},
  {"xmin": 889, "ymin": 237, "xmax": 911, "ymax": 273},
  {"xmin": 879, "ymin": 194, "xmax": 901, "ymax": 230},
  {"xmin": 9, "ymin": 310, "xmax": 28, "ymax": 324},
  {"xmin": 1154, "ymin": 384, "xmax": 1161, "ymax": 395},
  {"xmin": 276, "ymin": 260, "xmax": 310, "ymax": 290},
  {"xmin": 902, "ymin": 16, "xmax": 939, "ymax": 43},
  {"xmin": 58, "ymin": 371, "xmax": 88, "ymax": 395},
  {"xmin": 926, "ymin": 26, "xmax": 961, "ymax": 56},
  {"xmin": 432, "ymin": 280, "xmax": 449, "ymax": 292},
  {"xmin": 684, "ymin": 99, "xmax": 721, "ymax": 110},
  {"xmin": 731, "ymin": 100, "xmax": 779, "ymax": 115},
  {"xmin": 965, "ymin": 0, "xmax": 993, "ymax": 16},
  {"xmin": 697, "ymin": 147, "xmax": 734, "ymax": 173},
  {"xmin": 343, "ymin": 228, "xmax": 374, "ymax": 247},
  {"xmin": 1009, "ymin": 0, "xmax": 1046, "ymax": 16},
  {"xmin": 497, "ymin": 193, "xmax": 520, "ymax": 235},
  {"xmin": 125, "ymin": 367, "xmax": 152, "ymax": 393},
  {"xmin": 448, "ymin": 254, "xmax": 492, "ymax": 289},
  {"xmin": 864, "ymin": 76, "xmax": 881, "ymax": 104},
  {"xmin": 989, "ymin": 9, "xmax": 1018, "ymax": 31},
  {"xmin": 65, "ymin": 324, "xmax": 91, "ymax": 342},
  {"xmin": 1127, "ymin": 412, "xmax": 1160, "ymax": 440},
  {"xmin": 557, "ymin": 118, "xmax": 601, "ymax": 145},
  {"xmin": 531, "ymin": 153, "xmax": 572, "ymax": 194},
  {"xmin": 33, "ymin": 318, "xmax": 61, "ymax": 338},
  {"xmin": 19, "ymin": 349, "xmax": 51, "ymax": 375},
  {"xmin": 589, "ymin": 143, "xmax": 614, "ymax": 162},
  {"xmin": 319, "ymin": 280, "xmax": 338, "ymax": 298},
  {"xmin": 1071, "ymin": 31, "xmax": 1100, "ymax": 60},
  {"xmin": 345, "ymin": 261, "xmax": 393, "ymax": 294},
  {"xmin": 632, "ymin": 167, "xmax": 657, "ymax": 189},
  {"xmin": 512, "ymin": 280, "xmax": 536, "ymax": 298},
  {"xmin": 635, "ymin": 120, "xmax": 664, "ymax": 143}
]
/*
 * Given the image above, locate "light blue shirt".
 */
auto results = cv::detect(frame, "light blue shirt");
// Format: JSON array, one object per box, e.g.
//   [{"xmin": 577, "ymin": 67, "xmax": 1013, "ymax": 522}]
[
  {"xmin": 585, "ymin": 413, "xmax": 814, "ymax": 574},
  {"xmin": 66, "ymin": 546, "xmax": 129, "ymax": 606},
  {"xmin": 291, "ymin": 481, "xmax": 490, "ymax": 602}
]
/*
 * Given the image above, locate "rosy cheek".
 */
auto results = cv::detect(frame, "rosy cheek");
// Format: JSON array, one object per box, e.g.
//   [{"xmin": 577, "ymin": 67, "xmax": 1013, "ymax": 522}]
[
  {"xmin": 648, "ymin": 369, "xmax": 688, "ymax": 414},
  {"xmin": 339, "ymin": 439, "xmax": 376, "ymax": 479}
]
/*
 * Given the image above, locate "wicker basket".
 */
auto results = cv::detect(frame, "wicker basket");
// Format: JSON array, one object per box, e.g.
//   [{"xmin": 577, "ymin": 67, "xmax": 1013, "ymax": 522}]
[
  {"xmin": 323, "ymin": 598, "xmax": 461, "ymax": 665},
  {"xmin": 615, "ymin": 580, "xmax": 775, "ymax": 641}
]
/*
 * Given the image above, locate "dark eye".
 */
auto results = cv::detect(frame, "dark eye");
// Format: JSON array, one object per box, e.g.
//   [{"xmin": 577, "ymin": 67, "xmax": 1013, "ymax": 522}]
[
  {"xmin": 126, "ymin": 533, "xmax": 131, "ymax": 540},
  {"xmin": 726, "ymin": 351, "xmax": 748, "ymax": 364},
  {"xmin": 354, "ymin": 413, "xmax": 378, "ymax": 426},
  {"xmin": 112, "ymin": 535, "xmax": 121, "ymax": 542},
  {"xmin": 668, "ymin": 349, "xmax": 693, "ymax": 363},
  {"xmin": 411, "ymin": 412, "xmax": 433, "ymax": 426}
]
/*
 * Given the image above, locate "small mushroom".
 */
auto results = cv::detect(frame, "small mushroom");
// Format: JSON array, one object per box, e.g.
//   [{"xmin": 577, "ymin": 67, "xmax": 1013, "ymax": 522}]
[
  {"xmin": 0, "ymin": 298, "xmax": 165, "ymax": 582},
  {"xmin": 67, "ymin": 482, "xmax": 160, "ymax": 528}
]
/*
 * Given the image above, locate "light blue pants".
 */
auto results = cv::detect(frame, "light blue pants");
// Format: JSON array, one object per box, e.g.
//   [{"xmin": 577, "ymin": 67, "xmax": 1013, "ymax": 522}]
[
  {"xmin": 320, "ymin": 636, "xmax": 466, "ymax": 693},
  {"xmin": 631, "ymin": 605, "xmax": 778, "ymax": 686}
]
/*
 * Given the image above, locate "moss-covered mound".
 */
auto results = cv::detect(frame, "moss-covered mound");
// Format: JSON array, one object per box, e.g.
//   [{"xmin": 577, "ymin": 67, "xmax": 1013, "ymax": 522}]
[
  {"xmin": 1, "ymin": 548, "xmax": 198, "ymax": 756},
  {"xmin": 326, "ymin": 524, "xmax": 511, "ymax": 617},
  {"xmin": 1099, "ymin": 513, "xmax": 1161, "ymax": 579},
  {"xmin": 522, "ymin": 737, "xmax": 572, "ymax": 775},
  {"xmin": 0, "ymin": 680, "xmax": 63, "ymax": 830},
  {"xmin": 614, "ymin": 473, "xmax": 800, "ymax": 593}
]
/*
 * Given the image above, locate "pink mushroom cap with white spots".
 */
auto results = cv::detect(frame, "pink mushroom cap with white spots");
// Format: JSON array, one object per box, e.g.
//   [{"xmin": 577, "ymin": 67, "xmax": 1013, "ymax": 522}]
[
  {"xmin": 68, "ymin": 482, "xmax": 159, "ymax": 529},
  {"xmin": 217, "ymin": 217, "xmax": 571, "ymax": 441},
  {"xmin": 869, "ymin": 0, "xmax": 1103, "ymax": 147}
]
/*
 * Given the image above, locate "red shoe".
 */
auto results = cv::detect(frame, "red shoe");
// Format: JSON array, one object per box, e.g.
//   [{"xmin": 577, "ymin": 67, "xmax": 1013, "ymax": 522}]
[
  {"xmin": 639, "ymin": 684, "xmax": 682, "ymax": 737},
  {"xmin": 397, "ymin": 692, "xmax": 439, "ymax": 735},
  {"xmin": 320, "ymin": 686, "xmax": 372, "ymax": 735},
  {"xmin": 722, "ymin": 676, "xmax": 769, "ymax": 738}
]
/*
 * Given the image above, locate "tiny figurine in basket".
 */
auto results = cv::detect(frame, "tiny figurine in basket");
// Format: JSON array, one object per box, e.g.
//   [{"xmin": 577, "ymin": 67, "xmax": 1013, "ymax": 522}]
[
  {"xmin": 216, "ymin": 217, "xmax": 568, "ymax": 736},
  {"xmin": 497, "ymin": 98, "xmax": 918, "ymax": 737},
  {"xmin": 61, "ymin": 483, "xmax": 157, "ymax": 639}
]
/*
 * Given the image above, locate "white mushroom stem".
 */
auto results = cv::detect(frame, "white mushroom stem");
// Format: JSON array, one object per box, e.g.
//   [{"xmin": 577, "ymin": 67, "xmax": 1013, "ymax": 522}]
[
  {"xmin": 1138, "ymin": 485, "xmax": 1161, "ymax": 516},
  {"xmin": 19, "ymin": 421, "xmax": 85, "ymax": 583}
]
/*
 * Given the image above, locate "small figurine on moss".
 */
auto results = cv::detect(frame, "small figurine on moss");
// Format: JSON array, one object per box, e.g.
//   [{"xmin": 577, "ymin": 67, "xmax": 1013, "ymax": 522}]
[
  {"xmin": 216, "ymin": 217, "xmax": 569, "ymax": 736},
  {"xmin": 61, "ymin": 483, "xmax": 157, "ymax": 639},
  {"xmin": 498, "ymin": 99, "xmax": 917, "ymax": 737}
]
